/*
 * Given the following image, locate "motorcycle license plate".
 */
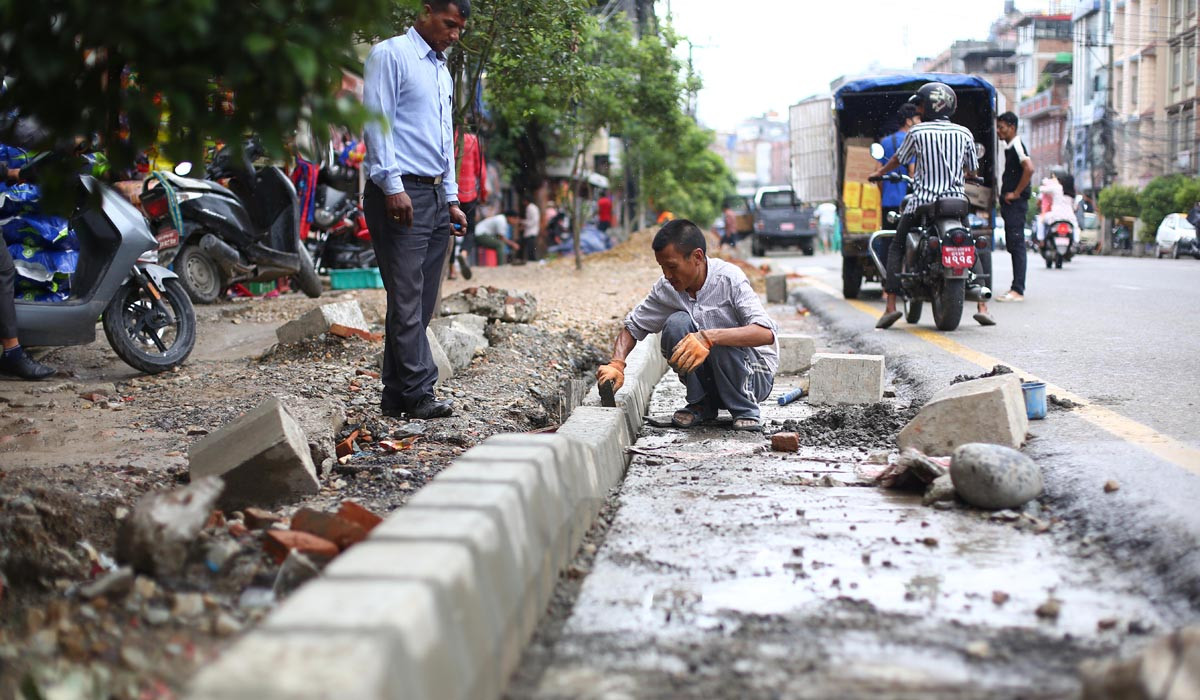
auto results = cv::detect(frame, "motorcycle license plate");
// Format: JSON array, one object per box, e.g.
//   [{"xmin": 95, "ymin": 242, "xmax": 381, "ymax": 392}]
[
  {"xmin": 156, "ymin": 227, "xmax": 180, "ymax": 250},
  {"xmin": 941, "ymin": 245, "xmax": 975, "ymax": 268},
  {"xmin": 1055, "ymin": 236, "xmax": 1070, "ymax": 249},
  {"xmin": 779, "ymin": 222, "xmax": 795, "ymax": 231}
]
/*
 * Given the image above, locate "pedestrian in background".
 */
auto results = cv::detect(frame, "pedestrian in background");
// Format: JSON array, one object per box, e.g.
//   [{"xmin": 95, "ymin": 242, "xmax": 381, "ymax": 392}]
[
  {"xmin": 454, "ymin": 124, "xmax": 487, "ymax": 265},
  {"xmin": 362, "ymin": 0, "xmax": 470, "ymax": 420},
  {"xmin": 521, "ymin": 196, "xmax": 540, "ymax": 262},
  {"xmin": 815, "ymin": 201, "xmax": 837, "ymax": 253},
  {"xmin": 597, "ymin": 190, "xmax": 613, "ymax": 233},
  {"xmin": 995, "ymin": 111, "xmax": 1033, "ymax": 303}
]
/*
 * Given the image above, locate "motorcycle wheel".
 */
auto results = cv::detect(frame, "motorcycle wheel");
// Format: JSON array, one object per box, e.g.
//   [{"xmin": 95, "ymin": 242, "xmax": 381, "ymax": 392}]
[
  {"xmin": 176, "ymin": 243, "xmax": 222, "ymax": 304},
  {"xmin": 1055, "ymin": 253, "xmax": 1063, "ymax": 269},
  {"xmin": 904, "ymin": 298, "xmax": 922, "ymax": 325},
  {"xmin": 294, "ymin": 244, "xmax": 323, "ymax": 298},
  {"xmin": 931, "ymin": 278, "xmax": 964, "ymax": 332},
  {"xmin": 102, "ymin": 278, "xmax": 196, "ymax": 374}
]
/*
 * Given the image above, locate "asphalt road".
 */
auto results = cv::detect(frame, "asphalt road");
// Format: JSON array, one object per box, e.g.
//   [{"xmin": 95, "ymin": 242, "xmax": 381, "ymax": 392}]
[{"xmin": 762, "ymin": 248, "xmax": 1200, "ymax": 604}]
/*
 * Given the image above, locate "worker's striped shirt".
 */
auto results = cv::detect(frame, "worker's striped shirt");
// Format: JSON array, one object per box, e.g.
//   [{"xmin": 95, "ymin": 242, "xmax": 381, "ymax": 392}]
[{"xmin": 893, "ymin": 119, "xmax": 979, "ymax": 215}]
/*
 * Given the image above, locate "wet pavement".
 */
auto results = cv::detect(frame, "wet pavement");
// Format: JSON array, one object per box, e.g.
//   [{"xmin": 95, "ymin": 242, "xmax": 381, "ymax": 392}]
[{"xmin": 508, "ymin": 342, "xmax": 1187, "ymax": 699}]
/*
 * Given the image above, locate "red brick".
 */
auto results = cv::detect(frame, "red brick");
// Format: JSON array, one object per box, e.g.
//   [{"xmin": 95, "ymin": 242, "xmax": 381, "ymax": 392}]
[
  {"xmin": 242, "ymin": 507, "xmax": 282, "ymax": 531},
  {"xmin": 335, "ymin": 430, "xmax": 360, "ymax": 459},
  {"xmin": 355, "ymin": 369, "xmax": 381, "ymax": 379},
  {"xmin": 337, "ymin": 500, "xmax": 383, "ymax": 533},
  {"xmin": 770, "ymin": 432, "xmax": 800, "ymax": 452},
  {"xmin": 227, "ymin": 521, "xmax": 249, "ymax": 538},
  {"xmin": 328, "ymin": 324, "xmax": 383, "ymax": 343},
  {"xmin": 204, "ymin": 510, "xmax": 226, "ymax": 529},
  {"xmin": 263, "ymin": 530, "xmax": 338, "ymax": 565},
  {"xmin": 290, "ymin": 507, "xmax": 367, "ymax": 551}
]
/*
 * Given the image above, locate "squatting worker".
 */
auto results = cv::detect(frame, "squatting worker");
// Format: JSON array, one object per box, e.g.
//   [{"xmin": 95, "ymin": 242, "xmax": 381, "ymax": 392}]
[
  {"xmin": 595, "ymin": 220, "xmax": 778, "ymax": 432},
  {"xmin": 363, "ymin": 0, "xmax": 470, "ymax": 420},
  {"xmin": 994, "ymin": 111, "xmax": 1033, "ymax": 303}
]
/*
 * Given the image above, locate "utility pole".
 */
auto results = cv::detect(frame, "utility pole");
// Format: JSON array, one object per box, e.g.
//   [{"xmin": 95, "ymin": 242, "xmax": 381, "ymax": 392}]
[{"xmin": 1100, "ymin": 0, "xmax": 1116, "ymax": 252}]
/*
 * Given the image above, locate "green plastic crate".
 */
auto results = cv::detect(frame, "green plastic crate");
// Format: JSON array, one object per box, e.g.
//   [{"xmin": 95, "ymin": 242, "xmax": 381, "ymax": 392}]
[
  {"xmin": 330, "ymin": 267, "xmax": 385, "ymax": 290},
  {"xmin": 247, "ymin": 281, "xmax": 276, "ymax": 295}
]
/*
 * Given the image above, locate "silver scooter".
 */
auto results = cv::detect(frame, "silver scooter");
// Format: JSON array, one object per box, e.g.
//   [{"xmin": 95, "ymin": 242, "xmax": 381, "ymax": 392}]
[{"xmin": 13, "ymin": 176, "xmax": 196, "ymax": 373}]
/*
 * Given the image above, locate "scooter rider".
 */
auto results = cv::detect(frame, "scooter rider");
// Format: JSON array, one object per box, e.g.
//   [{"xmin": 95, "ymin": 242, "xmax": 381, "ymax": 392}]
[{"xmin": 868, "ymin": 82, "xmax": 994, "ymax": 329}]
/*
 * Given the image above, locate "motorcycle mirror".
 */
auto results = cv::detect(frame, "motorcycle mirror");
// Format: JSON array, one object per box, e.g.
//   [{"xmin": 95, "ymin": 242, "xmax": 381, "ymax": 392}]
[
  {"xmin": 173, "ymin": 162, "xmax": 193, "ymax": 177},
  {"xmin": 975, "ymin": 142, "xmax": 986, "ymax": 159},
  {"xmin": 869, "ymin": 143, "xmax": 885, "ymax": 160}
]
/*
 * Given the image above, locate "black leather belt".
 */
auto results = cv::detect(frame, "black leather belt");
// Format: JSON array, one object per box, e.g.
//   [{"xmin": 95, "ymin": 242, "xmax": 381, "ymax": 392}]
[{"xmin": 402, "ymin": 174, "xmax": 443, "ymax": 186}]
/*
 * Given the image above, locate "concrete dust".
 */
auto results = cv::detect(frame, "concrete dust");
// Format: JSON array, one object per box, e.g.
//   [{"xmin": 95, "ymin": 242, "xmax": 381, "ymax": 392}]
[{"xmin": 770, "ymin": 402, "xmax": 918, "ymax": 449}]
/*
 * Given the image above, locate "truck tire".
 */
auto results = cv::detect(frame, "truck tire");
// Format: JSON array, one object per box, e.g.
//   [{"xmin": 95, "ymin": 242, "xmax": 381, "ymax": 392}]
[
  {"xmin": 803, "ymin": 244, "xmax": 815, "ymax": 256},
  {"xmin": 752, "ymin": 236, "xmax": 766, "ymax": 257},
  {"xmin": 932, "ymin": 278, "xmax": 965, "ymax": 331},
  {"xmin": 842, "ymin": 256, "xmax": 863, "ymax": 299}
]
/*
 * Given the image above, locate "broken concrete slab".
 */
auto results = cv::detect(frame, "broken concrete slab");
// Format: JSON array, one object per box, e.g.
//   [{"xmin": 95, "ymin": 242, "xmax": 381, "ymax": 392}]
[
  {"xmin": 777, "ymin": 334, "xmax": 816, "ymax": 374},
  {"xmin": 441, "ymin": 286, "xmax": 538, "ymax": 323},
  {"xmin": 188, "ymin": 397, "xmax": 320, "ymax": 511},
  {"xmin": 277, "ymin": 395, "xmax": 346, "ymax": 471},
  {"xmin": 765, "ymin": 273, "xmax": 787, "ymax": 304},
  {"xmin": 275, "ymin": 300, "xmax": 369, "ymax": 346},
  {"xmin": 1080, "ymin": 625, "xmax": 1200, "ymax": 700},
  {"xmin": 116, "ymin": 476, "xmax": 224, "ymax": 576},
  {"xmin": 898, "ymin": 374, "xmax": 1028, "ymax": 457},
  {"xmin": 429, "ymin": 314, "xmax": 488, "ymax": 373},
  {"xmin": 807, "ymin": 353, "xmax": 885, "ymax": 405},
  {"xmin": 273, "ymin": 550, "xmax": 321, "ymax": 598},
  {"xmin": 950, "ymin": 443, "xmax": 1043, "ymax": 510}
]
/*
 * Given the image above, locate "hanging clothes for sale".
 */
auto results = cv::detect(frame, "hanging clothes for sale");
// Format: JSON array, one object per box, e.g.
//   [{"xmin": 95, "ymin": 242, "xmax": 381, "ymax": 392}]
[{"xmin": 290, "ymin": 156, "xmax": 319, "ymax": 240}]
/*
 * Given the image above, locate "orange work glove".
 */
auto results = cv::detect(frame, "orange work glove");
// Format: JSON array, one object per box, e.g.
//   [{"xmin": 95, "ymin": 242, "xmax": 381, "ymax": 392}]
[
  {"xmin": 596, "ymin": 359, "xmax": 626, "ymax": 393},
  {"xmin": 669, "ymin": 331, "xmax": 714, "ymax": 374}
]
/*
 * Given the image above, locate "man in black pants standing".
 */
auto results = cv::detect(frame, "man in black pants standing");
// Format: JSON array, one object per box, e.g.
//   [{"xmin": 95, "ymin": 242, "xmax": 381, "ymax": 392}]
[
  {"xmin": 362, "ymin": 0, "xmax": 470, "ymax": 419},
  {"xmin": 995, "ymin": 112, "xmax": 1033, "ymax": 303}
]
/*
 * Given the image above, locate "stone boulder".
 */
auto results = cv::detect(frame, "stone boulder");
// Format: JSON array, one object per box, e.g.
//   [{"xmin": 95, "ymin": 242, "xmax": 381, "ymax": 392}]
[
  {"xmin": 898, "ymin": 374, "xmax": 1028, "ymax": 456},
  {"xmin": 441, "ymin": 286, "xmax": 537, "ymax": 323},
  {"xmin": 1080, "ymin": 626, "xmax": 1200, "ymax": 700},
  {"xmin": 949, "ymin": 443, "xmax": 1042, "ymax": 510}
]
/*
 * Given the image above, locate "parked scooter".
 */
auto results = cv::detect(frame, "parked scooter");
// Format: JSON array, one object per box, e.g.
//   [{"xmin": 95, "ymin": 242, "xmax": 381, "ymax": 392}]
[
  {"xmin": 14, "ymin": 176, "xmax": 196, "ymax": 373},
  {"xmin": 1041, "ymin": 220, "xmax": 1076, "ymax": 269},
  {"xmin": 139, "ymin": 141, "xmax": 321, "ymax": 303},
  {"xmin": 867, "ymin": 171, "xmax": 991, "ymax": 331},
  {"xmin": 304, "ymin": 178, "xmax": 375, "ymax": 272}
]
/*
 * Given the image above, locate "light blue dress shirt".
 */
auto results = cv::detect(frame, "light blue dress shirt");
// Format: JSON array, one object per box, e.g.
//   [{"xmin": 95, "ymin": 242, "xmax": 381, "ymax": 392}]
[{"xmin": 363, "ymin": 27, "xmax": 458, "ymax": 201}]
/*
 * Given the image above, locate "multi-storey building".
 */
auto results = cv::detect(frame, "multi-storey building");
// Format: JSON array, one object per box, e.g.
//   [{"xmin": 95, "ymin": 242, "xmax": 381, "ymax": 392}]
[
  {"xmin": 1069, "ymin": 0, "xmax": 1113, "ymax": 194},
  {"xmin": 1112, "ymin": 0, "xmax": 1168, "ymax": 187},
  {"xmin": 1163, "ymin": 0, "xmax": 1199, "ymax": 174}
]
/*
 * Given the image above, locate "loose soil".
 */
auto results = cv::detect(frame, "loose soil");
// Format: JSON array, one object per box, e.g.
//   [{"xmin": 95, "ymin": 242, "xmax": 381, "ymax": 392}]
[{"xmin": 0, "ymin": 230, "xmax": 674, "ymax": 698}]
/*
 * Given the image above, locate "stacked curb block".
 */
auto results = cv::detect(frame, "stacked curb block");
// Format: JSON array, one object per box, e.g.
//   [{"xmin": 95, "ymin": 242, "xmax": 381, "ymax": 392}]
[{"xmin": 186, "ymin": 334, "xmax": 667, "ymax": 700}]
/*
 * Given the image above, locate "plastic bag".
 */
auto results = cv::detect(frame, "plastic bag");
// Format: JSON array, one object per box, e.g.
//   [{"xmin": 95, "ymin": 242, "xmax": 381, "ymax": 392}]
[
  {"xmin": 1, "ymin": 215, "xmax": 76, "ymax": 251},
  {"xmin": 0, "ymin": 144, "xmax": 33, "ymax": 169},
  {"xmin": 0, "ymin": 183, "xmax": 42, "ymax": 216},
  {"xmin": 15, "ymin": 272, "xmax": 71, "ymax": 295},
  {"xmin": 7, "ymin": 243, "xmax": 77, "ymax": 282}
]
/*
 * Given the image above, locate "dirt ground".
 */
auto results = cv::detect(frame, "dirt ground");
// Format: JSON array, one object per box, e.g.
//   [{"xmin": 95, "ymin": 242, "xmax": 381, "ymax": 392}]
[{"xmin": 0, "ymin": 229, "xmax": 699, "ymax": 698}]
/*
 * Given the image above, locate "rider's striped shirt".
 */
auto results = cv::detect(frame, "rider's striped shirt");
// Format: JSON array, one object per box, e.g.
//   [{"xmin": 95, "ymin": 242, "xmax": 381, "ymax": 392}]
[{"xmin": 893, "ymin": 119, "xmax": 979, "ymax": 215}]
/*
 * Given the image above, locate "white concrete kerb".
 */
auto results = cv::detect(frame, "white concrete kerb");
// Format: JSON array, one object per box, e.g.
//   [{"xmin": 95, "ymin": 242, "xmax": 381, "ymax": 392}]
[{"xmin": 186, "ymin": 311, "xmax": 669, "ymax": 700}]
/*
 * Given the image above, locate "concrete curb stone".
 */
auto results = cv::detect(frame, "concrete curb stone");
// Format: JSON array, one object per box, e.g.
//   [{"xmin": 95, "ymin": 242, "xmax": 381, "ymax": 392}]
[{"xmin": 186, "ymin": 321, "xmax": 668, "ymax": 700}]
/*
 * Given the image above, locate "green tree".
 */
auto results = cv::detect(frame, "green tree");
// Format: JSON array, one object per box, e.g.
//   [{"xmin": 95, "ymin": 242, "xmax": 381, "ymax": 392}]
[
  {"xmin": 0, "ymin": 0, "xmax": 409, "ymax": 203},
  {"xmin": 1137, "ymin": 174, "xmax": 1188, "ymax": 240},
  {"xmin": 1097, "ymin": 185, "xmax": 1140, "ymax": 221}
]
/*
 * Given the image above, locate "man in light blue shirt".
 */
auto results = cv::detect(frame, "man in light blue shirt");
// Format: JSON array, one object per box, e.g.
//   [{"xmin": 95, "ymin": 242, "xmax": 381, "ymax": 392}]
[{"xmin": 363, "ymin": 0, "xmax": 469, "ymax": 420}]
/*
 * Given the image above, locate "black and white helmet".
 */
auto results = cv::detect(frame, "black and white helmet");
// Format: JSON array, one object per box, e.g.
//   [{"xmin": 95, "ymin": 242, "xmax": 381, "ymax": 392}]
[{"xmin": 909, "ymin": 82, "xmax": 957, "ymax": 120}]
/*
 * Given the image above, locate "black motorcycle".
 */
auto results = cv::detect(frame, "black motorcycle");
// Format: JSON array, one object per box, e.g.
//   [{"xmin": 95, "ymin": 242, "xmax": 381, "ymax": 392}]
[
  {"xmin": 139, "ymin": 141, "xmax": 321, "ymax": 303},
  {"xmin": 1040, "ymin": 219, "xmax": 1076, "ymax": 269},
  {"xmin": 304, "ymin": 173, "xmax": 376, "ymax": 272},
  {"xmin": 868, "ymin": 173, "xmax": 991, "ymax": 332}
]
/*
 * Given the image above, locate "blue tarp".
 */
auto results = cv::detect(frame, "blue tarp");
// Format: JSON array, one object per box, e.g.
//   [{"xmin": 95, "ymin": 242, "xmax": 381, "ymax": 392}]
[{"xmin": 835, "ymin": 73, "xmax": 996, "ymax": 108}]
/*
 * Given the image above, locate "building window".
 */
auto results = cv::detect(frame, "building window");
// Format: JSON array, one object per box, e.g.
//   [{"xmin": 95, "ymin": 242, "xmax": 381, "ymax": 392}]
[
  {"xmin": 1173, "ymin": 0, "xmax": 1183, "ymax": 24},
  {"xmin": 1188, "ymin": 39, "xmax": 1197, "ymax": 85},
  {"xmin": 1132, "ymin": 73, "xmax": 1139, "ymax": 109},
  {"xmin": 1173, "ymin": 46, "xmax": 1183, "ymax": 90}
]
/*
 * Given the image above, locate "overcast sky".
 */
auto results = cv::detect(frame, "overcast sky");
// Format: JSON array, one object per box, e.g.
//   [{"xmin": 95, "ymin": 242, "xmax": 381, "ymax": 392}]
[{"xmin": 667, "ymin": 0, "xmax": 1056, "ymax": 131}]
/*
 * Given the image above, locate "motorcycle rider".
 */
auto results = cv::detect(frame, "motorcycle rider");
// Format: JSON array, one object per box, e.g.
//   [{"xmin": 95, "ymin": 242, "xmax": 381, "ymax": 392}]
[{"xmin": 868, "ymin": 82, "xmax": 994, "ymax": 329}]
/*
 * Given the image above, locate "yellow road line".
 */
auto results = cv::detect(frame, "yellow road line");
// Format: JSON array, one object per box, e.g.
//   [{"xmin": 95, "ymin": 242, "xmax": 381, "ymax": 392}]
[{"xmin": 799, "ymin": 277, "xmax": 1200, "ymax": 474}]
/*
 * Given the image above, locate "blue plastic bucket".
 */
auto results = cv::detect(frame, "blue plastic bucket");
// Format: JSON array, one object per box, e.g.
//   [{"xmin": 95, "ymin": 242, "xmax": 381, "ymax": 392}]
[{"xmin": 1022, "ymin": 381, "xmax": 1047, "ymax": 420}]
